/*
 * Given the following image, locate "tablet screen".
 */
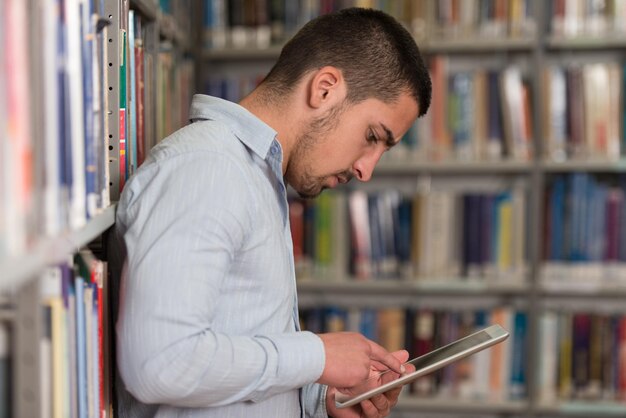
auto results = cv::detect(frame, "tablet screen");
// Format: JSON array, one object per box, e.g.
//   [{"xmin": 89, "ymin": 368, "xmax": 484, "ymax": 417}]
[{"xmin": 334, "ymin": 324, "xmax": 509, "ymax": 409}]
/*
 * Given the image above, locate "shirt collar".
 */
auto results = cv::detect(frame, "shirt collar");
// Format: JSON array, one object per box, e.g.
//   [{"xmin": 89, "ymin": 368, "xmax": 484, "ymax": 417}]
[{"xmin": 188, "ymin": 94, "xmax": 279, "ymax": 161}]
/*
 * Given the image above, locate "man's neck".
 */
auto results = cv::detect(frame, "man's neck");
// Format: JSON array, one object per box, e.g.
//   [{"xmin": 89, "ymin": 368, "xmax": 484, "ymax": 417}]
[{"xmin": 239, "ymin": 90, "xmax": 302, "ymax": 175}]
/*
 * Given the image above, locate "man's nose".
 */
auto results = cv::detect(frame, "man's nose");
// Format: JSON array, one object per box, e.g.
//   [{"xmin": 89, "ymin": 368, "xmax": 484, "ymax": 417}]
[{"xmin": 353, "ymin": 148, "xmax": 385, "ymax": 182}]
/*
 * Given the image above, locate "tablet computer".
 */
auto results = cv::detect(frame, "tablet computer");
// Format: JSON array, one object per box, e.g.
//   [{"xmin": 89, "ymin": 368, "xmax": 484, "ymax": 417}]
[{"xmin": 334, "ymin": 324, "xmax": 509, "ymax": 409}]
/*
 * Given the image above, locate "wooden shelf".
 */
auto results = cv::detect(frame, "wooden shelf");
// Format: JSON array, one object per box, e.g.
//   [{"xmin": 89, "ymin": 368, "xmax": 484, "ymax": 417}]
[
  {"xmin": 297, "ymin": 279, "xmax": 529, "ymax": 308},
  {"xmin": 541, "ymin": 159, "xmax": 626, "ymax": 172},
  {"xmin": 424, "ymin": 37, "xmax": 536, "ymax": 52},
  {"xmin": 376, "ymin": 159, "xmax": 533, "ymax": 174},
  {"xmin": 546, "ymin": 35, "xmax": 626, "ymax": 50},
  {"xmin": 0, "ymin": 204, "xmax": 116, "ymax": 293},
  {"xmin": 536, "ymin": 401, "xmax": 626, "ymax": 416},
  {"xmin": 395, "ymin": 397, "xmax": 529, "ymax": 414},
  {"xmin": 202, "ymin": 37, "xmax": 537, "ymax": 60},
  {"xmin": 203, "ymin": 45, "xmax": 283, "ymax": 60}
]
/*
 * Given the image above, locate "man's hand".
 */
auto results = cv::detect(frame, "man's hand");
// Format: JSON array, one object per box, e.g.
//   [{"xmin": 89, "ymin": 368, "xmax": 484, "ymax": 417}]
[
  {"xmin": 325, "ymin": 350, "xmax": 413, "ymax": 418},
  {"xmin": 317, "ymin": 332, "xmax": 406, "ymax": 388}
]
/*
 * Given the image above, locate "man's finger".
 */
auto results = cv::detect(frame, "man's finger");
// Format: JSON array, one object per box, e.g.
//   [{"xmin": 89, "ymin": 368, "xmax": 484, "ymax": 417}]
[
  {"xmin": 367, "ymin": 342, "xmax": 406, "ymax": 375},
  {"xmin": 370, "ymin": 393, "xmax": 389, "ymax": 411}
]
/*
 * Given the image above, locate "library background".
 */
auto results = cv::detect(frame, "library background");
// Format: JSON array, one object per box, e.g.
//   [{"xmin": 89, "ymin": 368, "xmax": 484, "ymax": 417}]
[{"xmin": 2, "ymin": 0, "xmax": 626, "ymax": 417}]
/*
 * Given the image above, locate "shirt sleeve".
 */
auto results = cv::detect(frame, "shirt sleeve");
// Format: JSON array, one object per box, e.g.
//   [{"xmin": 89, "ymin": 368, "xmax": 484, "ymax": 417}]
[
  {"xmin": 301, "ymin": 383, "xmax": 329, "ymax": 418},
  {"xmin": 116, "ymin": 147, "xmax": 326, "ymax": 407}
]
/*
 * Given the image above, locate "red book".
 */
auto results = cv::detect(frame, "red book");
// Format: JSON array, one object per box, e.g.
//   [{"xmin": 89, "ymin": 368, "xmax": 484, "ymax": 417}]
[
  {"xmin": 288, "ymin": 199, "xmax": 304, "ymax": 267},
  {"xmin": 135, "ymin": 20, "xmax": 145, "ymax": 166}
]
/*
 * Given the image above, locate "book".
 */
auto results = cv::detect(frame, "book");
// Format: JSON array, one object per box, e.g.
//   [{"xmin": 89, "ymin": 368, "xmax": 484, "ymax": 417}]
[
  {"xmin": 4, "ymin": 0, "xmax": 34, "ymax": 255},
  {"xmin": 41, "ymin": 267, "xmax": 68, "ymax": 418},
  {"xmin": 0, "ymin": 320, "xmax": 10, "ymax": 418},
  {"xmin": 499, "ymin": 66, "xmax": 532, "ymax": 161},
  {"xmin": 509, "ymin": 310, "xmax": 527, "ymax": 399},
  {"xmin": 134, "ymin": 14, "xmax": 146, "ymax": 167},
  {"xmin": 348, "ymin": 191, "xmax": 372, "ymax": 279},
  {"xmin": 81, "ymin": 0, "xmax": 98, "ymax": 219},
  {"xmin": 538, "ymin": 311, "xmax": 558, "ymax": 404},
  {"xmin": 67, "ymin": 0, "xmax": 87, "ymax": 229}
]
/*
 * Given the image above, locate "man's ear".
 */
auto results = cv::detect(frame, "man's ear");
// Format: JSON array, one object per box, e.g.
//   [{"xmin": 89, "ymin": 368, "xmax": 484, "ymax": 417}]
[{"xmin": 307, "ymin": 66, "xmax": 346, "ymax": 109}]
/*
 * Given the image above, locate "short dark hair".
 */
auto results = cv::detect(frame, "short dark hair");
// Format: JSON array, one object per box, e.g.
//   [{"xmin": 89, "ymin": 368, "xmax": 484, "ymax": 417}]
[{"xmin": 261, "ymin": 8, "xmax": 431, "ymax": 117}]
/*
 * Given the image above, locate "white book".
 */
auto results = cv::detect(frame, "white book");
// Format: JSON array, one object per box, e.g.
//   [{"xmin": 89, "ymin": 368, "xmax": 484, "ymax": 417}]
[
  {"xmin": 101, "ymin": 21, "xmax": 111, "ymax": 208},
  {"xmin": 545, "ymin": 66, "xmax": 567, "ymax": 162},
  {"xmin": 66, "ymin": 0, "xmax": 87, "ymax": 229},
  {"xmin": 583, "ymin": 64, "xmax": 610, "ymax": 159},
  {"xmin": 0, "ymin": 0, "xmax": 6, "ymax": 258},
  {"xmin": 43, "ymin": 0, "xmax": 62, "ymax": 236},
  {"xmin": 607, "ymin": 63, "xmax": 621, "ymax": 160},
  {"xmin": 348, "ymin": 191, "xmax": 371, "ymax": 279},
  {"xmin": 563, "ymin": 0, "xmax": 583, "ymax": 37},
  {"xmin": 538, "ymin": 311, "xmax": 559, "ymax": 404},
  {"xmin": 4, "ymin": 0, "xmax": 32, "ymax": 256},
  {"xmin": 500, "ymin": 67, "xmax": 529, "ymax": 161}
]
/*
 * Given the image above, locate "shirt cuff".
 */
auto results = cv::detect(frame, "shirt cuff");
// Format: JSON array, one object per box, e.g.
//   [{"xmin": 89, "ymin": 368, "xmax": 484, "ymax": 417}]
[
  {"xmin": 301, "ymin": 383, "xmax": 329, "ymax": 418},
  {"xmin": 251, "ymin": 330, "xmax": 325, "ymax": 401}
]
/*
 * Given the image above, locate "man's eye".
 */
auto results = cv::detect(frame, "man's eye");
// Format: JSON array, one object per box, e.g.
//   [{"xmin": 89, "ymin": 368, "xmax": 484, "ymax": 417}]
[{"xmin": 367, "ymin": 131, "xmax": 378, "ymax": 144}]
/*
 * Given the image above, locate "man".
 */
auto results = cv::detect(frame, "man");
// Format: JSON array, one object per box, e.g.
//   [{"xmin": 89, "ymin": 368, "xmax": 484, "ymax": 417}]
[{"xmin": 115, "ymin": 7, "xmax": 431, "ymax": 418}]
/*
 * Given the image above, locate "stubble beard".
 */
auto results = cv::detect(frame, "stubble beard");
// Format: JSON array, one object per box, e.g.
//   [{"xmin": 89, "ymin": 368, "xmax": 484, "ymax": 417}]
[
  {"xmin": 285, "ymin": 103, "xmax": 347, "ymax": 199},
  {"xmin": 287, "ymin": 130, "xmax": 326, "ymax": 199}
]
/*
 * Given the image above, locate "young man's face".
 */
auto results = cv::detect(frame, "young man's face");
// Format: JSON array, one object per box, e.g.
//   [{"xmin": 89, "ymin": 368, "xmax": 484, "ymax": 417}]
[{"xmin": 285, "ymin": 92, "xmax": 418, "ymax": 198}]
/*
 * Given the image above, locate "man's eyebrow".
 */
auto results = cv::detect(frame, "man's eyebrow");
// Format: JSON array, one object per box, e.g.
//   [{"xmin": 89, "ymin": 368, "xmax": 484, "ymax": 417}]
[{"xmin": 380, "ymin": 123, "xmax": 398, "ymax": 148}]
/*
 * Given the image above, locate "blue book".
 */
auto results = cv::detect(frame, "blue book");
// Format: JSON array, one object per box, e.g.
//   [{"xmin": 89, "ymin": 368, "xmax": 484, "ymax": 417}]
[
  {"xmin": 450, "ymin": 72, "xmax": 473, "ymax": 158},
  {"xmin": 569, "ymin": 173, "xmax": 590, "ymax": 261},
  {"xmin": 80, "ymin": 0, "xmax": 97, "ymax": 218},
  {"xmin": 550, "ymin": 176, "xmax": 566, "ymax": 260},
  {"xmin": 359, "ymin": 309, "xmax": 378, "ymax": 341},
  {"xmin": 62, "ymin": 264, "xmax": 78, "ymax": 418},
  {"xmin": 90, "ymin": 282, "xmax": 100, "ymax": 417},
  {"xmin": 395, "ymin": 197, "xmax": 412, "ymax": 270},
  {"xmin": 479, "ymin": 194, "xmax": 493, "ymax": 266},
  {"xmin": 323, "ymin": 307, "xmax": 347, "ymax": 333},
  {"xmin": 587, "ymin": 181, "xmax": 606, "ymax": 262},
  {"xmin": 510, "ymin": 311, "xmax": 528, "ymax": 399},
  {"xmin": 367, "ymin": 194, "xmax": 382, "ymax": 277},
  {"xmin": 58, "ymin": 0, "xmax": 73, "ymax": 223},
  {"xmin": 75, "ymin": 275, "xmax": 87, "ymax": 418},
  {"xmin": 302, "ymin": 308, "xmax": 323, "ymax": 334}
]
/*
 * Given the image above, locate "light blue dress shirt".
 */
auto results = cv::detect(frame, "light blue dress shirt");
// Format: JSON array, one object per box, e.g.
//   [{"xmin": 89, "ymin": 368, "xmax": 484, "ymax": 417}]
[{"xmin": 115, "ymin": 95, "xmax": 329, "ymax": 417}]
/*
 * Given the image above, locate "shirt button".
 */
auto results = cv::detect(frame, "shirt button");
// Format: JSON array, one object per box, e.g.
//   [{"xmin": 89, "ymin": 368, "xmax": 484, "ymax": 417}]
[{"xmin": 271, "ymin": 144, "xmax": 279, "ymax": 155}]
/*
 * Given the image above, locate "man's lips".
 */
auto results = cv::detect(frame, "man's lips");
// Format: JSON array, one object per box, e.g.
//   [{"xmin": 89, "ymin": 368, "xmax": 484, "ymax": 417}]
[{"xmin": 337, "ymin": 174, "xmax": 352, "ymax": 184}]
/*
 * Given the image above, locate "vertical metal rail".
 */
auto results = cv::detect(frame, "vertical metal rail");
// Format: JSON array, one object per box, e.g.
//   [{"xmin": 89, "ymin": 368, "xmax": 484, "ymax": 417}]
[
  {"xmin": 527, "ymin": 0, "xmax": 547, "ymax": 416},
  {"xmin": 105, "ymin": 0, "xmax": 121, "ymax": 202}
]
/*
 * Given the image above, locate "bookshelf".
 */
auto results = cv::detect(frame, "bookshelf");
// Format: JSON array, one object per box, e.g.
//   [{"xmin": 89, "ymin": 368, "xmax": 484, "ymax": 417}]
[
  {"xmin": 199, "ymin": 1, "xmax": 626, "ymax": 417},
  {"xmin": 0, "ymin": 205, "xmax": 116, "ymax": 293},
  {"xmin": 1, "ymin": 0, "xmax": 196, "ymax": 417}
]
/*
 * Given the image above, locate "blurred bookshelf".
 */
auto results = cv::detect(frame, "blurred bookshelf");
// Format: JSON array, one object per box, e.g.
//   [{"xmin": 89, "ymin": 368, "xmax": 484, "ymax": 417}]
[
  {"xmin": 0, "ymin": 205, "xmax": 116, "ymax": 293},
  {"xmin": 200, "ymin": 0, "xmax": 626, "ymax": 416},
  {"xmin": 6, "ymin": 0, "xmax": 626, "ymax": 417},
  {"xmin": 2, "ymin": 0, "xmax": 197, "ymax": 417}
]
